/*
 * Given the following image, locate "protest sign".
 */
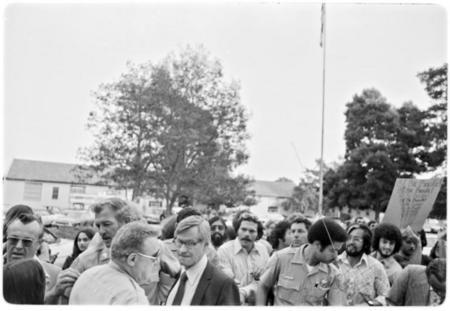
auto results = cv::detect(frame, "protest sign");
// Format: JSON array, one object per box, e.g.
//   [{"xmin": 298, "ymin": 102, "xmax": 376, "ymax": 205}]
[{"xmin": 382, "ymin": 178, "xmax": 443, "ymax": 231}]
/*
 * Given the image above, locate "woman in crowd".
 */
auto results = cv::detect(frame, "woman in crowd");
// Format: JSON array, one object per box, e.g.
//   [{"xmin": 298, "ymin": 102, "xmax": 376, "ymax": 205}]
[
  {"xmin": 62, "ymin": 227, "xmax": 96, "ymax": 269},
  {"xmin": 3, "ymin": 258, "xmax": 46, "ymax": 304}
]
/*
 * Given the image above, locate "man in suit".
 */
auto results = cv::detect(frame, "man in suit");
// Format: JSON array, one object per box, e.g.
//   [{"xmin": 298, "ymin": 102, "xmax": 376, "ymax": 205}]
[{"xmin": 165, "ymin": 215, "xmax": 240, "ymax": 305}]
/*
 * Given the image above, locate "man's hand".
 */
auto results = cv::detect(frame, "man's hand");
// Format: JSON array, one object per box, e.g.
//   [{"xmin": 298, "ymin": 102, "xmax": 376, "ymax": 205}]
[{"xmin": 54, "ymin": 268, "xmax": 80, "ymax": 297}]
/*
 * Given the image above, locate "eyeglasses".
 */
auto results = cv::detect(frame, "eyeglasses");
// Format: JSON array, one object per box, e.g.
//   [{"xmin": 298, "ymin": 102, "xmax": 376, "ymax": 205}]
[
  {"xmin": 174, "ymin": 238, "xmax": 202, "ymax": 248},
  {"xmin": 136, "ymin": 251, "xmax": 160, "ymax": 263},
  {"xmin": 7, "ymin": 237, "xmax": 35, "ymax": 247}
]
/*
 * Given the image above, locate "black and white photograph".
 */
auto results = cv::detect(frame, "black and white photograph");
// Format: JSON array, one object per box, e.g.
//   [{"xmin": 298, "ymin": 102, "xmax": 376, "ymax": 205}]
[{"xmin": 1, "ymin": 0, "xmax": 447, "ymax": 307}]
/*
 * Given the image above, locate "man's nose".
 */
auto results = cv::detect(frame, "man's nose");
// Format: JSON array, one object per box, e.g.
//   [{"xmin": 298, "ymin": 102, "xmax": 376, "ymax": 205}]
[{"xmin": 15, "ymin": 239, "xmax": 24, "ymax": 248}]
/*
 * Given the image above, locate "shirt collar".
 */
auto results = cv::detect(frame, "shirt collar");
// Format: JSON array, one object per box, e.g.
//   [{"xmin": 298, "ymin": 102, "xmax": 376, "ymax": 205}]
[
  {"xmin": 339, "ymin": 251, "xmax": 369, "ymax": 267},
  {"xmin": 184, "ymin": 255, "xmax": 208, "ymax": 285},
  {"xmin": 232, "ymin": 238, "xmax": 259, "ymax": 255}
]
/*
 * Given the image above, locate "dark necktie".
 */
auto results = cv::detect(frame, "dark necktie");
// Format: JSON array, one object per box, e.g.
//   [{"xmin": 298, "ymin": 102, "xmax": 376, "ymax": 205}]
[{"xmin": 172, "ymin": 272, "xmax": 188, "ymax": 305}]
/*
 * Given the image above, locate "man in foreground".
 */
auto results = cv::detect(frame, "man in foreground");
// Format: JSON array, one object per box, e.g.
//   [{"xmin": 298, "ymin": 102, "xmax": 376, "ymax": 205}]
[
  {"xmin": 69, "ymin": 222, "xmax": 161, "ymax": 304},
  {"xmin": 336, "ymin": 223, "xmax": 390, "ymax": 306},
  {"xmin": 256, "ymin": 217, "xmax": 348, "ymax": 306},
  {"xmin": 165, "ymin": 216, "xmax": 240, "ymax": 305}
]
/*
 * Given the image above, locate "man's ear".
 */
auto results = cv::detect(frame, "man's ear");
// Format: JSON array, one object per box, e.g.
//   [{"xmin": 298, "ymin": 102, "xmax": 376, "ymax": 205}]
[{"xmin": 127, "ymin": 253, "xmax": 137, "ymax": 267}]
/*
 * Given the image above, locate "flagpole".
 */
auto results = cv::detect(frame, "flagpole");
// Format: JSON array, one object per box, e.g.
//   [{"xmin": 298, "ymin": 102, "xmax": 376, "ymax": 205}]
[{"xmin": 318, "ymin": 3, "xmax": 326, "ymax": 216}]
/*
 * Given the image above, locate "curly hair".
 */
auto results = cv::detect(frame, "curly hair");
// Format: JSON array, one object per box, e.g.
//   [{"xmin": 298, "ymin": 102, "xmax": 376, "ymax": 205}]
[
  {"xmin": 372, "ymin": 223, "xmax": 402, "ymax": 254},
  {"xmin": 234, "ymin": 212, "xmax": 264, "ymax": 240}
]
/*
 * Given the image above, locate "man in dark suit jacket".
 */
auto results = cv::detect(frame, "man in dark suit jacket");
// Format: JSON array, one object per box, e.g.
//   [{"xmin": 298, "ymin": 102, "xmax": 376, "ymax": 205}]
[{"xmin": 165, "ymin": 216, "xmax": 240, "ymax": 305}]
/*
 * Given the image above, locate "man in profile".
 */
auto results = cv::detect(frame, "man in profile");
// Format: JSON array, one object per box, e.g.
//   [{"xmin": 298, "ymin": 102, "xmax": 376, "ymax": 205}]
[
  {"xmin": 69, "ymin": 222, "xmax": 161, "ymax": 304},
  {"xmin": 165, "ymin": 216, "xmax": 240, "ymax": 305}
]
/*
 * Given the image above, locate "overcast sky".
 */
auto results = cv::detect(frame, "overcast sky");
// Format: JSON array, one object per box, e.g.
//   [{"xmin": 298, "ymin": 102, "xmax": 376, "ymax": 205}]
[{"xmin": 2, "ymin": 1, "xmax": 447, "ymax": 183}]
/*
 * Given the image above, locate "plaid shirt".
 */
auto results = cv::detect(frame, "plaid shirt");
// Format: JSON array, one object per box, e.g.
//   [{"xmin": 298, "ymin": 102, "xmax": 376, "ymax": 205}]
[{"xmin": 337, "ymin": 252, "xmax": 390, "ymax": 305}]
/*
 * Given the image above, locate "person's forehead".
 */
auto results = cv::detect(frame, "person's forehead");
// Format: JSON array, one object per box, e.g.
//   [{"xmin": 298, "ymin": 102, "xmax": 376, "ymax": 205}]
[
  {"xmin": 7, "ymin": 219, "xmax": 41, "ymax": 238},
  {"xmin": 212, "ymin": 220, "xmax": 224, "ymax": 227},
  {"xmin": 78, "ymin": 232, "xmax": 89, "ymax": 239},
  {"xmin": 291, "ymin": 222, "xmax": 307, "ymax": 231},
  {"xmin": 177, "ymin": 226, "xmax": 201, "ymax": 239},
  {"xmin": 240, "ymin": 220, "xmax": 258, "ymax": 229},
  {"xmin": 95, "ymin": 206, "xmax": 117, "ymax": 220},
  {"xmin": 349, "ymin": 228, "xmax": 364, "ymax": 237},
  {"xmin": 140, "ymin": 237, "xmax": 161, "ymax": 254}
]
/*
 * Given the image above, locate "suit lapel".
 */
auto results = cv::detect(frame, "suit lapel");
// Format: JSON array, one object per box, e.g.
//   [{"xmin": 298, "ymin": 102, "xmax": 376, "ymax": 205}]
[{"xmin": 190, "ymin": 262, "xmax": 213, "ymax": 305}]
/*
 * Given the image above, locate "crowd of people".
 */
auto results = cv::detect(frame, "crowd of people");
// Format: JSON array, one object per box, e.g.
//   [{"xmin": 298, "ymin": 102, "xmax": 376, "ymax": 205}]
[{"xmin": 2, "ymin": 198, "xmax": 447, "ymax": 306}]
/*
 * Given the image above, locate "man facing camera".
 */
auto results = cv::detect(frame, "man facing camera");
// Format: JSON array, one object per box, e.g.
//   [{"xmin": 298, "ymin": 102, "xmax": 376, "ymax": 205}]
[{"xmin": 165, "ymin": 216, "xmax": 240, "ymax": 305}]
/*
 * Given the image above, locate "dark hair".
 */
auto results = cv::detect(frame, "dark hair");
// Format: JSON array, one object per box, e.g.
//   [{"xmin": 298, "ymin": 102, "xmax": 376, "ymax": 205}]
[
  {"xmin": 287, "ymin": 213, "xmax": 312, "ymax": 230},
  {"xmin": 176, "ymin": 207, "xmax": 201, "ymax": 223},
  {"xmin": 161, "ymin": 215, "xmax": 177, "ymax": 240},
  {"xmin": 269, "ymin": 220, "xmax": 291, "ymax": 250},
  {"xmin": 307, "ymin": 217, "xmax": 347, "ymax": 248},
  {"xmin": 3, "ymin": 205, "xmax": 34, "ymax": 242},
  {"xmin": 3, "ymin": 258, "xmax": 45, "ymax": 304},
  {"xmin": 5, "ymin": 213, "xmax": 44, "ymax": 240},
  {"xmin": 63, "ymin": 227, "xmax": 96, "ymax": 269},
  {"xmin": 234, "ymin": 213, "xmax": 264, "ymax": 240},
  {"xmin": 226, "ymin": 225, "xmax": 236, "ymax": 240},
  {"xmin": 208, "ymin": 216, "xmax": 227, "ymax": 229},
  {"xmin": 347, "ymin": 223, "xmax": 372, "ymax": 255},
  {"xmin": 372, "ymin": 223, "xmax": 402, "ymax": 254}
]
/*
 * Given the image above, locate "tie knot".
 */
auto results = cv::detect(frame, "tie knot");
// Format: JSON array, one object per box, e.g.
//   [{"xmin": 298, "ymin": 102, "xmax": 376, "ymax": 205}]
[{"xmin": 180, "ymin": 272, "xmax": 188, "ymax": 282}]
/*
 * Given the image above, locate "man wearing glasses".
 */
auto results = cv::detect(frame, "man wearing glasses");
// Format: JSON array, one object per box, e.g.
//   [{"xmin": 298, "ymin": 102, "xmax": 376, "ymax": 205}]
[
  {"xmin": 4, "ymin": 212, "xmax": 61, "ymax": 300},
  {"xmin": 256, "ymin": 217, "xmax": 348, "ymax": 306},
  {"xmin": 69, "ymin": 222, "xmax": 161, "ymax": 304},
  {"xmin": 165, "ymin": 216, "xmax": 240, "ymax": 305}
]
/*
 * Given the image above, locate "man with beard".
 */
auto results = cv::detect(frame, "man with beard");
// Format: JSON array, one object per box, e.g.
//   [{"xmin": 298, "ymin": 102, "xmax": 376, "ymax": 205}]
[
  {"xmin": 208, "ymin": 216, "xmax": 228, "ymax": 249},
  {"xmin": 256, "ymin": 218, "xmax": 348, "ymax": 306},
  {"xmin": 46, "ymin": 198, "xmax": 180, "ymax": 305},
  {"xmin": 217, "ymin": 213, "xmax": 269, "ymax": 305},
  {"xmin": 371, "ymin": 223, "xmax": 403, "ymax": 285},
  {"xmin": 336, "ymin": 223, "xmax": 390, "ymax": 306}
]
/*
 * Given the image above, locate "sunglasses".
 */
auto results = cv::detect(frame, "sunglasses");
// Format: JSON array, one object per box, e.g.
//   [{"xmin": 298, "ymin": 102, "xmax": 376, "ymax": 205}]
[{"xmin": 7, "ymin": 237, "xmax": 36, "ymax": 247}]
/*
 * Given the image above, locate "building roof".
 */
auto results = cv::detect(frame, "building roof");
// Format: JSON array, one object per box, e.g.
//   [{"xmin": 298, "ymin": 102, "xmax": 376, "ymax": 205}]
[
  {"xmin": 5, "ymin": 158, "xmax": 105, "ymax": 185},
  {"xmin": 250, "ymin": 180, "xmax": 296, "ymax": 198}
]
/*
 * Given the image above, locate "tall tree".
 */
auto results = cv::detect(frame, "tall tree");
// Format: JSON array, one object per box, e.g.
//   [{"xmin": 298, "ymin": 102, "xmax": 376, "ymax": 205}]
[{"xmin": 81, "ymin": 46, "xmax": 250, "ymax": 215}]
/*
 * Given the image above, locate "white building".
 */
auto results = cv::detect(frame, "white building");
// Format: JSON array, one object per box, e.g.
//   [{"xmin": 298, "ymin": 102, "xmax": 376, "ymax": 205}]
[
  {"xmin": 3, "ymin": 159, "xmax": 129, "ymax": 214},
  {"xmin": 247, "ymin": 179, "xmax": 296, "ymax": 221}
]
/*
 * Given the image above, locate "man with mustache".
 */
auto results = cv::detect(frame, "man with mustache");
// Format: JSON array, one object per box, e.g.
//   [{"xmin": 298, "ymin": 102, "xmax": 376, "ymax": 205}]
[
  {"xmin": 217, "ymin": 213, "xmax": 269, "ymax": 305},
  {"xmin": 46, "ymin": 198, "xmax": 180, "ymax": 305},
  {"xmin": 208, "ymin": 216, "xmax": 228, "ymax": 249},
  {"xmin": 256, "ymin": 217, "xmax": 348, "ymax": 306},
  {"xmin": 370, "ymin": 223, "xmax": 403, "ymax": 285},
  {"xmin": 336, "ymin": 223, "xmax": 390, "ymax": 306}
]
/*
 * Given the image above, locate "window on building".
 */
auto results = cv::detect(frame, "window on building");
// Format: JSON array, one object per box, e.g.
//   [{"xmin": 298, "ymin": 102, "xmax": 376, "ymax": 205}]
[
  {"xmin": 268, "ymin": 206, "xmax": 278, "ymax": 213},
  {"xmin": 70, "ymin": 185, "xmax": 86, "ymax": 194},
  {"xmin": 52, "ymin": 187, "xmax": 59, "ymax": 200},
  {"xmin": 23, "ymin": 182, "xmax": 43, "ymax": 201},
  {"xmin": 148, "ymin": 201, "xmax": 163, "ymax": 207}
]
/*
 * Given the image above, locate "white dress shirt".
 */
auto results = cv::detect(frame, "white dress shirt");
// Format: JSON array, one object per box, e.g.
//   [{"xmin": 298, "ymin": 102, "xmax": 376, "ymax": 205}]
[{"xmin": 165, "ymin": 255, "xmax": 208, "ymax": 305}]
